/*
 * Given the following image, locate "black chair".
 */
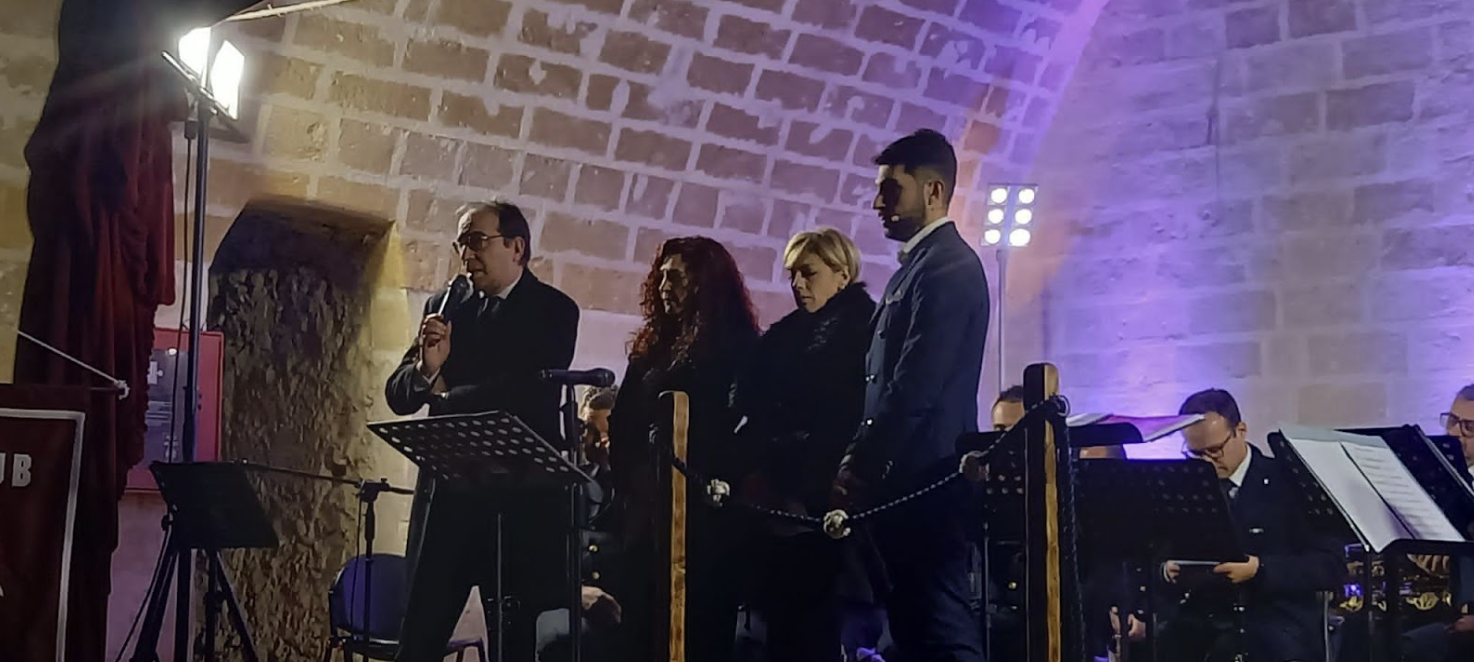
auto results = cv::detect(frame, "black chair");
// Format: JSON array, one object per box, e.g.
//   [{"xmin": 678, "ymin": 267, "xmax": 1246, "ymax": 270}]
[{"xmin": 320, "ymin": 553, "xmax": 486, "ymax": 662}]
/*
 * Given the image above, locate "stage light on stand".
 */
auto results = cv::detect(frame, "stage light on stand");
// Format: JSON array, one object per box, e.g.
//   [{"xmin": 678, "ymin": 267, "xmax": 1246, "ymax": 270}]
[
  {"xmin": 172, "ymin": 27, "xmax": 246, "ymax": 120},
  {"xmin": 179, "ymin": 28, "xmax": 212, "ymax": 77},
  {"xmin": 136, "ymin": 23, "xmax": 251, "ymax": 662},
  {"xmin": 211, "ymin": 41, "xmax": 245, "ymax": 120},
  {"xmin": 982, "ymin": 182, "xmax": 1039, "ymax": 394}
]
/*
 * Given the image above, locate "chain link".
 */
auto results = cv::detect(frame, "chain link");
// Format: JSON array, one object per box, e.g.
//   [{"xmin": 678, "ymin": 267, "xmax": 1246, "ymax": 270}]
[{"xmin": 656, "ymin": 396, "xmax": 1065, "ymax": 529}]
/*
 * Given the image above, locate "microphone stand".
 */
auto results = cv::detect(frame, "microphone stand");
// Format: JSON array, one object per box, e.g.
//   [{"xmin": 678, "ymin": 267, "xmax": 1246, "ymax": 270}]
[
  {"xmin": 233, "ymin": 462, "xmax": 413, "ymax": 644},
  {"xmin": 561, "ymin": 383, "xmax": 587, "ymax": 662}
]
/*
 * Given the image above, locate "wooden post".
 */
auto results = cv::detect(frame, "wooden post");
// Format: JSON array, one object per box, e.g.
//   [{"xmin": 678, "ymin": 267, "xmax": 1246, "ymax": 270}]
[
  {"xmin": 663, "ymin": 391, "xmax": 689, "ymax": 662},
  {"xmin": 1023, "ymin": 363, "xmax": 1064, "ymax": 662}
]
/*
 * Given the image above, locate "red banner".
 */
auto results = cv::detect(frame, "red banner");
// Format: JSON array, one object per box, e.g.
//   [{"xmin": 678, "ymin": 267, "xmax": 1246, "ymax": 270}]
[{"xmin": 0, "ymin": 388, "xmax": 88, "ymax": 662}]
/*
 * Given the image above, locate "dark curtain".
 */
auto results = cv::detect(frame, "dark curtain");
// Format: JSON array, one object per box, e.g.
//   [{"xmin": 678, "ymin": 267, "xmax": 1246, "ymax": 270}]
[{"xmin": 13, "ymin": 0, "xmax": 251, "ymax": 659}]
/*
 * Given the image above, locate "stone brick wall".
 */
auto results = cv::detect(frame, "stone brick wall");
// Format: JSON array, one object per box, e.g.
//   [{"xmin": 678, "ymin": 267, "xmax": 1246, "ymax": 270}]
[
  {"xmin": 2, "ymin": 0, "xmax": 1110, "ymax": 654},
  {"xmin": 0, "ymin": 8, "xmax": 58, "ymax": 379},
  {"xmin": 1022, "ymin": 0, "xmax": 1474, "ymax": 440},
  {"xmin": 195, "ymin": 0, "xmax": 1107, "ymax": 380}
]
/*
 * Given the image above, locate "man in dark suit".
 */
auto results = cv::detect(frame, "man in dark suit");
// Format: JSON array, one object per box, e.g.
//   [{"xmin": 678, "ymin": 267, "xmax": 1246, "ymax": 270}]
[
  {"xmin": 1149, "ymin": 389, "xmax": 1343, "ymax": 662},
  {"xmin": 386, "ymin": 200, "xmax": 580, "ymax": 662},
  {"xmin": 833, "ymin": 128, "xmax": 990, "ymax": 662}
]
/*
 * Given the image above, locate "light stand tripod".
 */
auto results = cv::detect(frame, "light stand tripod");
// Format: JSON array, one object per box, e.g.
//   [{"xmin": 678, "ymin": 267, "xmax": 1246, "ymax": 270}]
[
  {"xmin": 130, "ymin": 462, "xmax": 277, "ymax": 662},
  {"xmin": 148, "ymin": 49, "xmax": 249, "ymax": 662}
]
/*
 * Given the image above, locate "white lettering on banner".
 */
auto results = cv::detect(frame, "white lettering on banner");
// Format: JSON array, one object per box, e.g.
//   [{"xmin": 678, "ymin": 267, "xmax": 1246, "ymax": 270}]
[
  {"xmin": 13, "ymin": 453, "xmax": 30, "ymax": 487},
  {"xmin": 0, "ymin": 452, "xmax": 35, "ymax": 488}
]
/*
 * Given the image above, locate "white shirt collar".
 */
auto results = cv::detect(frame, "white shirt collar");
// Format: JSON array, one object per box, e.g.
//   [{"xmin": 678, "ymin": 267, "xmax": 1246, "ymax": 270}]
[
  {"xmin": 491, "ymin": 270, "xmax": 523, "ymax": 300},
  {"xmin": 1227, "ymin": 447, "xmax": 1252, "ymax": 487},
  {"xmin": 898, "ymin": 217, "xmax": 953, "ymax": 261}
]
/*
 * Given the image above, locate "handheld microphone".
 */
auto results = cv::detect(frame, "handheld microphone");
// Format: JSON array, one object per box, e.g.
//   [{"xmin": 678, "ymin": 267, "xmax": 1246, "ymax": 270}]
[
  {"xmin": 436, "ymin": 274, "xmax": 472, "ymax": 317},
  {"xmin": 540, "ymin": 368, "xmax": 616, "ymax": 387}
]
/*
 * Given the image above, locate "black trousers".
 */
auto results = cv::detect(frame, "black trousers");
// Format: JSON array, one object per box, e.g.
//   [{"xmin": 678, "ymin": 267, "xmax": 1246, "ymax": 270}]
[
  {"xmin": 754, "ymin": 533, "xmax": 844, "ymax": 662},
  {"xmin": 871, "ymin": 492, "xmax": 986, "ymax": 662},
  {"xmin": 613, "ymin": 508, "xmax": 742, "ymax": 662},
  {"xmin": 397, "ymin": 480, "xmax": 566, "ymax": 662}
]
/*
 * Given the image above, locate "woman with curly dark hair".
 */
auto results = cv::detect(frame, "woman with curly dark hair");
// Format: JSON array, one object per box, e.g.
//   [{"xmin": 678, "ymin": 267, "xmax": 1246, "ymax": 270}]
[{"xmin": 608, "ymin": 236, "xmax": 760, "ymax": 662}]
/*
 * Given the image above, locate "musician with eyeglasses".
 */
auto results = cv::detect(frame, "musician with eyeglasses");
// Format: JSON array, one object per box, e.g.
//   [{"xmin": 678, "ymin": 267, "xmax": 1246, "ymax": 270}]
[
  {"xmin": 386, "ymin": 200, "xmax": 581, "ymax": 662},
  {"xmin": 1112, "ymin": 389, "xmax": 1343, "ymax": 662},
  {"xmin": 1399, "ymin": 384, "xmax": 1474, "ymax": 662}
]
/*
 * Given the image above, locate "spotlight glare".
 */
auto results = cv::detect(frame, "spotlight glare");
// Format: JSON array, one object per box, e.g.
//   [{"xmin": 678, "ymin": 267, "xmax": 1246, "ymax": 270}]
[
  {"xmin": 179, "ymin": 27, "xmax": 212, "ymax": 79},
  {"xmin": 989, "ymin": 187, "xmax": 1008, "ymax": 204},
  {"xmin": 210, "ymin": 40, "xmax": 245, "ymax": 120},
  {"xmin": 984, "ymin": 228, "xmax": 1002, "ymax": 245},
  {"xmin": 1018, "ymin": 187, "xmax": 1037, "ymax": 205},
  {"xmin": 1015, "ymin": 209, "xmax": 1033, "ymax": 225},
  {"xmin": 987, "ymin": 208, "xmax": 1005, "ymax": 224},
  {"xmin": 1008, "ymin": 228, "xmax": 1031, "ymax": 247}
]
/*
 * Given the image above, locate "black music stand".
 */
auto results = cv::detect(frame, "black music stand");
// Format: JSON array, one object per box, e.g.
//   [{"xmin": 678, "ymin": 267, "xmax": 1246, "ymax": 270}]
[
  {"xmin": 131, "ymin": 462, "xmax": 278, "ymax": 662},
  {"xmin": 1270, "ymin": 427, "xmax": 1474, "ymax": 662},
  {"xmin": 1076, "ymin": 459, "xmax": 1247, "ymax": 662},
  {"xmin": 369, "ymin": 411, "xmax": 592, "ymax": 661},
  {"xmin": 1337, "ymin": 426, "xmax": 1474, "ymax": 661},
  {"xmin": 956, "ymin": 414, "xmax": 1201, "ymax": 661}
]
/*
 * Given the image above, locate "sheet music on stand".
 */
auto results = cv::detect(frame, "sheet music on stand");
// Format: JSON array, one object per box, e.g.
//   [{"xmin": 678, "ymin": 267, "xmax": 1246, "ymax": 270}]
[
  {"xmin": 1065, "ymin": 413, "xmax": 1203, "ymax": 445},
  {"xmin": 1275, "ymin": 425, "xmax": 1465, "ymax": 553}
]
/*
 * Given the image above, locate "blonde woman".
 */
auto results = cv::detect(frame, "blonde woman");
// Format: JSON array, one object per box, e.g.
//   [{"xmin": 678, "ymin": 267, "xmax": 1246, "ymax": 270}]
[{"xmin": 732, "ymin": 227, "xmax": 882, "ymax": 662}]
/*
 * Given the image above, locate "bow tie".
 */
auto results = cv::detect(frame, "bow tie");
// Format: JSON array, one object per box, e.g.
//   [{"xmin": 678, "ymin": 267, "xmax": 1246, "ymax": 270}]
[{"xmin": 897, "ymin": 249, "xmax": 912, "ymax": 265}]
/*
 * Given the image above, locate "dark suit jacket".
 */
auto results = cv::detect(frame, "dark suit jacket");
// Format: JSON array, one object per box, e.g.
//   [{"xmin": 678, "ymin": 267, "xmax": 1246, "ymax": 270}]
[
  {"xmin": 1168, "ymin": 446, "xmax": 1345, "ymax": 662},
  {"xmin": 384, "ymin": 270, "xmax": 580, "ymax": 607},
  {"xmin": 849, "ymin": 222, "xmax": 989, "ymax": 494},
  {"xmin": 385, "ymin": 269, "xmax": 579, "ymax": 444}
]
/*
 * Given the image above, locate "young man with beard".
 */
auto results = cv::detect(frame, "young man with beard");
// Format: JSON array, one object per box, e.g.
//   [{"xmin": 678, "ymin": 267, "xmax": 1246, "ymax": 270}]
[
  {"xmin": 833, "ymin": 129, "xmax": 991, "ymax": 662},
  {"xmin": 385, "ymin": 200, "xmax": 580, "ymax": 662}
]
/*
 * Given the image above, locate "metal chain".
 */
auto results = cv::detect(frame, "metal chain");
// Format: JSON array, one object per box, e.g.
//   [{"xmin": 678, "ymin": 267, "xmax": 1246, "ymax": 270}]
[
  {"xmin": 657, "ymin": 396, "xmax": 1064, "ymax": 529},
  {"xmin": 849, "ymin": 472, "xmax": 961, "ymax": 522}
]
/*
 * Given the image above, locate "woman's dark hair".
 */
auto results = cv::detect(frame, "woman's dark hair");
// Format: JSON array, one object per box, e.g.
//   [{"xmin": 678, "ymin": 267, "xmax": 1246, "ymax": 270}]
[{"xmin": 629, "ymin": 236, "xmax": 759, "ymax": 367}]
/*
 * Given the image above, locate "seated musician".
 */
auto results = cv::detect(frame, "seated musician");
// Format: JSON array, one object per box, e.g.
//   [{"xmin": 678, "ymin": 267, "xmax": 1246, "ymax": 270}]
[
  {"xmin": 1116, "ymin": 388, "xmax": 1343, "ymax": 662},
  {"xmin": 535, "ymin": 385, "xmax": 625, "ymax": 661},
  {"xmin": 957, "ymin": 386, "xmax": 1123, "ymax": 660},
  {"xmin": 1400, "ymin": 383, "xmax": 1474, "ymax": 662}
]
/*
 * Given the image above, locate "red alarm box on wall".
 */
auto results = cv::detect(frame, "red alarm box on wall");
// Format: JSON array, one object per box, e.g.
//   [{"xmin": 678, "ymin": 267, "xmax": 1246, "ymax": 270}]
[{"xmin": 125, "ymin": 327, "xmax": 224, "ymax": 492}]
